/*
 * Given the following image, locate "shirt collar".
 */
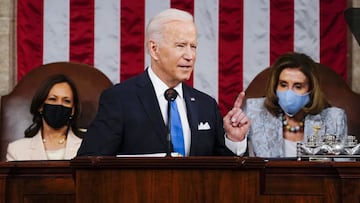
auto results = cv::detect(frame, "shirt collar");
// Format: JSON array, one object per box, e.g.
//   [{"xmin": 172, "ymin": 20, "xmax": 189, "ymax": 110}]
[{"xmin": 148, "ymin": 66, "xmax": 183, "ymax": 99}]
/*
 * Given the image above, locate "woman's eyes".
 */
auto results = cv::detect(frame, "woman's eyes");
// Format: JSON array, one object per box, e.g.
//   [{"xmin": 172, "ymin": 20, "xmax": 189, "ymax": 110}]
[
  {"xmin": 279, "ymin": 82, "xmax": 287, "ymax": 88},
  {"xmin": 47, "ymin": 97, "xmax": 72, "ymax": 104},
  {"xmin": 278, "ymin": 82, "xmax": 304, "ymax": 90}
]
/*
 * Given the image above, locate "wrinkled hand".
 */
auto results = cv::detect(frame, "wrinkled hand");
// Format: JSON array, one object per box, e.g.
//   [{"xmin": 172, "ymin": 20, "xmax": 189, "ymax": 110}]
[{"xmin": 223, "ymin": 92, "xmax": 251, "ymax": 142}]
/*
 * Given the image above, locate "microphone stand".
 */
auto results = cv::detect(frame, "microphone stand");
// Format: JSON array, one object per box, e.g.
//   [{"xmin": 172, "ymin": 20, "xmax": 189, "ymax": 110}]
[
  {"xmin": 166, "ymin": 100, "xmax": 172, "ymax": 157},
  {"xmin": 164, "ymin": 88, "xmax": 177, "ymax": 157}
]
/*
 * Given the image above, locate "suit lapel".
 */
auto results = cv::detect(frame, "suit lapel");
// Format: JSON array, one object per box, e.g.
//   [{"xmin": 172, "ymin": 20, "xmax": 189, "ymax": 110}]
[
  {"xmin": 183, "ymin": 85, "xmax": 198, "ymax": 132},
  {"xmin": 30, "ymin": 133, "xmax": 48, "ymax": 160},
  {"xmin": 64, "ymin": 130, "xmax": 82, "ymax": 159},
  {"xmin": 136, "ymin": 70, "xmax": 168, "ymax": 145},
  {"xmin": 182, "ymin": 85, "xmax": 198, "ymax": 154}
]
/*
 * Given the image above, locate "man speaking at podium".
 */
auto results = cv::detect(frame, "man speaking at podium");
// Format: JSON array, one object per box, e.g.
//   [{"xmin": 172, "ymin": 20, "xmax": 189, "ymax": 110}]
[{"xmin": 77, "ymin": 8, "xmax": 249, "ymax": 157}]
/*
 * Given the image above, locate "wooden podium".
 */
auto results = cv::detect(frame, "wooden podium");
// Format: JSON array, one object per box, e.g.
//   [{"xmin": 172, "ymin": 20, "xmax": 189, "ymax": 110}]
[
  {"xmin": 71, "ymin": 156, "xmax": 264, "ymax": 203},
  {"xmin": 70, "ymin": 156, "xmax": 360, "ymax": 203}
]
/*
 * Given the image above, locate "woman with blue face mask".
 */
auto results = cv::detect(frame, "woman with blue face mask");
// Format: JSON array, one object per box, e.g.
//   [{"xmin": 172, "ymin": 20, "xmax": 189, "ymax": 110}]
[
  {"xmin": 6, "ymin": 74, "xmax": 83, "ymax": 161},
  {"xmin": 243, "ymin": 52, "xmax": 347, "ymax": 158}
]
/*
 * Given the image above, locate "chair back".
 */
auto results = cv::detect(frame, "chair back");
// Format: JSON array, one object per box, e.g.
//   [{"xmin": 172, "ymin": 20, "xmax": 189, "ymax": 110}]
[
  {"xmin": 0, "ymin": 62, "xmax": 113, "ymax": 161},
  {"xmin": 245, "ymin": 63, "xmax": 360, "ymax": 139}
]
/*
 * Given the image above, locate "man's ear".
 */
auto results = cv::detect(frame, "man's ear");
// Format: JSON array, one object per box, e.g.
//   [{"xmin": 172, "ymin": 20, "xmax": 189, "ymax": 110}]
[{"xmin": 148, "ymin": 40, "xmax": 159, "ymax": 60}]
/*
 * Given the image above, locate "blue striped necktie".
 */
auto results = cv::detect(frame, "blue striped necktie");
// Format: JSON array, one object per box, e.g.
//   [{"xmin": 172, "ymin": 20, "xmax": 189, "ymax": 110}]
[
  {"xmin": 165, "ymin": 88, "xmax": 185, "ymax": 156},
  {"xmin": 170, "ymin": 99, "xmax": 185, "ymax": 156}
]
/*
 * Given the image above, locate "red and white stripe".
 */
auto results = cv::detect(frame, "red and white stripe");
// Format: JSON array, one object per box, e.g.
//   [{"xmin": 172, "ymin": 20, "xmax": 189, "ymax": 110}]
[{"xmin": 17, "ymin": 0, "xmax": 347, "ymax": 114}]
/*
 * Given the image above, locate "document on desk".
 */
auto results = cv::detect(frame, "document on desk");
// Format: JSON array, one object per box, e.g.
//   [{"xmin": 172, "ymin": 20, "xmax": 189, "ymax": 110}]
[{"xmin": 116, "ymin": 152, "xmax": 182, "ymax": 157}]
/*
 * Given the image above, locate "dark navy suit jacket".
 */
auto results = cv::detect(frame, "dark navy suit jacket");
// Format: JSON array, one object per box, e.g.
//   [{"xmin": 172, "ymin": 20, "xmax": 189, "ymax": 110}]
[{"xmin": 77, "ymin": 70, "xmax": 234, "ymax": 156}]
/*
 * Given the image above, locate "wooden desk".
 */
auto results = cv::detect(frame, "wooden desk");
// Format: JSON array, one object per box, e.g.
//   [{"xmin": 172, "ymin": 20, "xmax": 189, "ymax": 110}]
[
  {"xmin": 70, "ymin": 157, "xmax": 360, "ymax": 203},
  {"xmin": 0, "ymin": 161, "xmax": 74, "ymax": 203},
  {"xmin": 1, "ymin": 158, "xmax": 360, "ymax": 203}
]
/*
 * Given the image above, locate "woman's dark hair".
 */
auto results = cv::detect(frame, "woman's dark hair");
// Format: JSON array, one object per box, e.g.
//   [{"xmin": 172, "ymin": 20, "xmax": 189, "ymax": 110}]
[
  {"xmin": 24, "ymin": 74, "xmax": 81, "ymax": 137},
  {"xmin": 264, "ymin": 52, "xmax": 329, "ymax": 116}
]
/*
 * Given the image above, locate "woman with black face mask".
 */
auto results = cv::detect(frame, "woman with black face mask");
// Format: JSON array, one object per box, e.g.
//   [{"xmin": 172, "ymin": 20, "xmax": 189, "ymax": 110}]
[{"xmin": 6, "ymin": 74, "xmax": 82, "ymax": 160}]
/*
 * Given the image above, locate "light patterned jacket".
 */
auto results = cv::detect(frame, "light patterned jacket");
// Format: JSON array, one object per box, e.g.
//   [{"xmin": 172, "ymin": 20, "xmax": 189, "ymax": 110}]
[{"xmin": 244, "ymin": 98, "xmax": 348, "ymax": 158}]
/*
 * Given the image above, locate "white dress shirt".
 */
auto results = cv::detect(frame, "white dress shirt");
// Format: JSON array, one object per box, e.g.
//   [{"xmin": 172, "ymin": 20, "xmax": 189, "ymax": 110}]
[{"xmin": 148, "ymin": 67, "xmax": 191, "ymax": 156}]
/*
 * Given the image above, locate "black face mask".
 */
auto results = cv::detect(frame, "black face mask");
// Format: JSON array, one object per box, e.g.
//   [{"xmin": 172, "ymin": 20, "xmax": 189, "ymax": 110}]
[{"xmin": 42, "ymin": 103, "xmax": 72, "ymax": 129}]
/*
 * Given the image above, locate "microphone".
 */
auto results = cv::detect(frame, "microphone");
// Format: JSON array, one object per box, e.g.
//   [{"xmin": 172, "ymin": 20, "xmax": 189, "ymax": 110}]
[
  {"xmin": 164, "ymin": 88, "xmax": 178, "ymax": 101},
  {"xmin": 164, "ymin": 88, "xmax": 178, "ymax": 156}
]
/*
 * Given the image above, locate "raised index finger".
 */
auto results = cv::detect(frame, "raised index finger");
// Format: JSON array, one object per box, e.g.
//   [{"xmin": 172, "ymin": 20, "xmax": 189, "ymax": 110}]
[{"xmin": 233, "ymin": 92, "xmax": 245, "ymax": 109}]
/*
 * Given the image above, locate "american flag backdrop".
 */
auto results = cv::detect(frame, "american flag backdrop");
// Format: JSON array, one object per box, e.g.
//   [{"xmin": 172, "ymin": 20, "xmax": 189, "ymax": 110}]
[{"xmin": 16, "ymin": 0, "xmax": 348, "ymax": 115}]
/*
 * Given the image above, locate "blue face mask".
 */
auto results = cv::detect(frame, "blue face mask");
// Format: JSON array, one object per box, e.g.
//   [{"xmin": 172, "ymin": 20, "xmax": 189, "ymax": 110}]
[{"xmin": 276, "ymin": 90, "xmax": 310, "ymax": 117}]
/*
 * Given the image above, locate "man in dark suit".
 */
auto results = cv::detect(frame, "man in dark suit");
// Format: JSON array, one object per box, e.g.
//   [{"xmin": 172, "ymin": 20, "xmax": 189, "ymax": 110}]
[{"xmin": 77, "ymin": 8, "xmax": 250, "ymax": 156}]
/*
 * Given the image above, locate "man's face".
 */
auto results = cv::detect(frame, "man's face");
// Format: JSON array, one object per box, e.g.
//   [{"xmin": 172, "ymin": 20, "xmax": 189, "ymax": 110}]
[{"xmin": 150, "ymin": 20, "xmax": 197, "ymax": 87}]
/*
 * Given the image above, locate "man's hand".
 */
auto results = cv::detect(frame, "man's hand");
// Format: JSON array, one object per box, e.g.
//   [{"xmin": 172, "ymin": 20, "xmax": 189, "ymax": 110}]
[{"xmin": 223, "ymin": 92, "xmax": 251, "ymax": 142}]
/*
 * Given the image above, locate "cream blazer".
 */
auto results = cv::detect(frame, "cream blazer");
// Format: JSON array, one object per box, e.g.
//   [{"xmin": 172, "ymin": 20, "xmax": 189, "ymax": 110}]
[{"xmin": 6, "ymin": 129, "xmax": 82, "ymax": 161}]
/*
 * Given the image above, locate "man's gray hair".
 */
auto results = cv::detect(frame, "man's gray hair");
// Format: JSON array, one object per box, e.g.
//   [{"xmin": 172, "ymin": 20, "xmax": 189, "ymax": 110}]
[{"xmin": 145, "ymin": 8, "xmax": 194, "ymax": 49}]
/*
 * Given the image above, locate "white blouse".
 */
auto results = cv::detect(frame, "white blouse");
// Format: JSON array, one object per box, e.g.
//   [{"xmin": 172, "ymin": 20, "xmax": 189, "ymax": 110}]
[
  {"xmin": 283, "ymin": 139, "xmax": 299, "ymax": 157},
  {"xmin": 46, "ymin": 148, "xmax": 66, "ymax": 160}
]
